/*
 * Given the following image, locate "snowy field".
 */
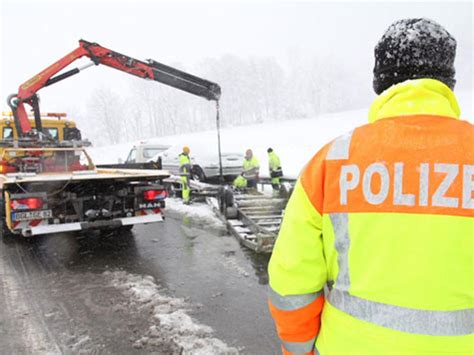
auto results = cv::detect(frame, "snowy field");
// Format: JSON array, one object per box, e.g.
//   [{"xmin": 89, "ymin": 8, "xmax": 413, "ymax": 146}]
[{"xmin": 88, "ymin": 90, "xmax": 472, "ymax": 179}]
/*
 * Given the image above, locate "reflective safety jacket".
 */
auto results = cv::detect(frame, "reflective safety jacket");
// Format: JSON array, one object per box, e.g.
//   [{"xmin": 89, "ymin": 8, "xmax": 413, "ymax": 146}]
[
  {"xmin": 268, "ymin": 151, "xmax": 282, "ymax": 175},
  {"xmin": 179, "ymin": 153, "xmax": 191, "ymax": 176},
  {"xmin": 268, "ymin": 79, "xmax": 474, "ymax": 355},
  {"xmin": 243, "ymin": 156, "xmax": 260, "ymax": 180}
]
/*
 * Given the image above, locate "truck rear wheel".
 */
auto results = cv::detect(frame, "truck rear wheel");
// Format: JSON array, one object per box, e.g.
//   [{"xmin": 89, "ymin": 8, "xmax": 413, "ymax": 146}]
[
  {"xmin": 100, "ymin": 224, "xmax": 134, "ymax": 236},
  {"xmin": 0, "ymin": 197, "xmax": 14, "ymax": 241},
  {"xmin": 119, "ymin": 225, "xmax": 134, "ymax": 232}
]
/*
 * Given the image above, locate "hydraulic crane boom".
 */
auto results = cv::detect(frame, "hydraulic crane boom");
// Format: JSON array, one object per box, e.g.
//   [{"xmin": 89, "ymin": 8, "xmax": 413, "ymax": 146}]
[{"xmin": 7, "ymin": 39, "xmax": 221, "ymax": 138}]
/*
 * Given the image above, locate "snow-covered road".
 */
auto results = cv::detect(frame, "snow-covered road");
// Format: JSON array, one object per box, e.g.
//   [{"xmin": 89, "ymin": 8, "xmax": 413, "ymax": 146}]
[{"xmin": 0, "ymin": 200, "xmax": 277, "ymax": 354}]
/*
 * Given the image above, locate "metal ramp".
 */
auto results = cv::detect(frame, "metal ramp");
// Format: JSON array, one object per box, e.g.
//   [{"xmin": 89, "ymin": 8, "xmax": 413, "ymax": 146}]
[{"xmin": 211, "ymin": 188, "xmax": 291, "ymax": 253}]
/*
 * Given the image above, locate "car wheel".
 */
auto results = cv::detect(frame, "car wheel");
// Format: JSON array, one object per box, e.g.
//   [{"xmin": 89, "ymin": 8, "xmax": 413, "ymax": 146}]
[
  {"xmin": 119, "ymin": 225, "xmax": 134, "ymax": 232},
  {"xmin": 192, "ymin": 166, "xmax": 206, "ymax": 182}
]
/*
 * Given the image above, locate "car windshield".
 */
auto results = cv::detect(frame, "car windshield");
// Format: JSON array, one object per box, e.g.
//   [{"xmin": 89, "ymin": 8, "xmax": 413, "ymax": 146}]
[
  {"xmin": 143, "ymin": 147, "xmax": 170, "ymax": 159},
  {"xmin": 126, "ymin": 148, "xmax": 137, "ymax": 163},
  {"xmin": 45, "ymin": 128, "xmax": 59, "ymax": 140}
]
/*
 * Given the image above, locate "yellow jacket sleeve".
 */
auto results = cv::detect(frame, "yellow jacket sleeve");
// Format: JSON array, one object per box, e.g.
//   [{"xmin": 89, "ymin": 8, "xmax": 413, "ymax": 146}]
[{"xmin": 269, "ymin": 179, "xmax": 327, "ymax": 295}]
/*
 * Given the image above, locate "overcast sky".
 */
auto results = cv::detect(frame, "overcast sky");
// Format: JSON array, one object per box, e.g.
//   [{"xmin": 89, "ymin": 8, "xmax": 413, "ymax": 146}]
[{"xmin": 1, "ymin": 1, "xmax": 472, "ymax": 113}]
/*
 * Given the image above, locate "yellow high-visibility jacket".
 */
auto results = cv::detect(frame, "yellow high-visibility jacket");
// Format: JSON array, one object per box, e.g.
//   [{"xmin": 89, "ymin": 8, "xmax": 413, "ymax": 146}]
[
  {"xmin": 179, "ymin": 153, "xmax": 191, "ymax": 176},
  {"xmin": 243, "ymin": 156, "xmax": 259, "ymax": 180},
  {"xmin": 269, "ymin": 151, "xmax": 282, "ymax": 173},
  {"xmin": 268, "ymin": 79, "xmax": 474, "ymax": 355}
]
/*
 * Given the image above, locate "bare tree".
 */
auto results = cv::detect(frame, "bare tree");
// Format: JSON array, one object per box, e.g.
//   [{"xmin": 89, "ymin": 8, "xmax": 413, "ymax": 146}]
[
  {"xmin": 84, "ymin": 52, "xmax": 370, "ymax": 146},
  {"xmin": 88, "ymin": 87, "xmax": 125, "ymax": 145}
]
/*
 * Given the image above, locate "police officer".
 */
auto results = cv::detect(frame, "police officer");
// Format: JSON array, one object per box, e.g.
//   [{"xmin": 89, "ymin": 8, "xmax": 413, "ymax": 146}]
[{"xmin": 268, "ymin": 18, "xmax": 473, "ymax": 355}]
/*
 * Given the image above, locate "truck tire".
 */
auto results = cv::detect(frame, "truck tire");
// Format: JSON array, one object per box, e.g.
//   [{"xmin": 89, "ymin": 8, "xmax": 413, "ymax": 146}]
[
  {"xmin": 218, "ymin": 186, "xmax": 235, "ymax": 217},
  {"xmin": 100, "ymin": 224, "xmax": 134, "ymax": 236},
  {"xmin": 225, "ymin": 207, "xmax": 238, "ymax": 219},
  {"xmin": 0, "ymin": 197, "xmax": 14, "ymax": 241},
  {"xmin": 119, "ymin": 225, "xmax": 134, "ymax": 232}
]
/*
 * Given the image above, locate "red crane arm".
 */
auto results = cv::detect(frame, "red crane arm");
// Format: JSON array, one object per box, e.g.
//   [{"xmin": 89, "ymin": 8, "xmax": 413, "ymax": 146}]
[
  {"xmin": 17, "ymin": 46, "xmax": 88, "ymax": 100},
  {"xmin": 8, "ymin": 39, "xmax": 221, "ymax": 137}
]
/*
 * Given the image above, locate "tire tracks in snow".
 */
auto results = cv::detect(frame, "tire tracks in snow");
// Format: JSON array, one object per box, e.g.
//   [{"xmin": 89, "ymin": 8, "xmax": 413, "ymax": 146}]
[
  {"xmin": 0, "ymin": 241, "xmax": 62, "ymax": 354},
  {"xmin": 106, "ymin": 270, "xmax": 241, "ymax": 355}
]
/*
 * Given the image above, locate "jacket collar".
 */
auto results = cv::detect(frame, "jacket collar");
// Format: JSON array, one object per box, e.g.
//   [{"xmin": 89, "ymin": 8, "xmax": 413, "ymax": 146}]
[{"xmin": 368, "ymin": 79, "xmax": 461, "ymax": 123}]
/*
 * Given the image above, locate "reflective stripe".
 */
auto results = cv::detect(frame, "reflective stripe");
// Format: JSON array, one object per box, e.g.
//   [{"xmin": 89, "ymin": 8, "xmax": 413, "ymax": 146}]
[
  {"xmin": 329, "ymin": 212, "xmax": 474, "ymax": 336},
  {"xmin": 243, "ymin": 167, "xmax": 259, "ymax": 180},
  {"xmin": 179, "ymin": 163, "xmax": 191, "ymax": 173},
  {"xmin": 328, "ymin": 288, "xmax": 474, "ymax": 336},
  {"xmin": 269, "ymin": 287, "xmax": 323, "ymax": 311},
  {"xmin": 282, "ymin": 337, "xmax": 315, "ymax": 354},
  {"xmin": 329, "ymin": 213, "xmax": 350, "ymax": 291},
  {"xmin": 326, "ymin": 130, "xmax": 353, "ymax": 160},
  {"xmin": 244, "ymin": 167, "xmax": 259, "ymax": 174}
]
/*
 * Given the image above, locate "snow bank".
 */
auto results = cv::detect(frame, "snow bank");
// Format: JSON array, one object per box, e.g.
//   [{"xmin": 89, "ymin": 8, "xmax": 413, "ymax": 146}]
[
  {"xmin": 105, "ymin": 271, "xmax": 239, "ymax": 355},
  {"xmin": 165, "ymin": 198, "xmax": 224, "ymax": 228}
]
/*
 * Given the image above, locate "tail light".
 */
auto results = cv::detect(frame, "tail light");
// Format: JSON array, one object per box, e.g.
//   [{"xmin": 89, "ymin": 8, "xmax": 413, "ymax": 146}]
[
  {"xmin": 11, "ymin": 198, "xmax": 43, "ymax": 210},
  {"xmin": 0, "ymin": 160, "xmax": 17, "ymax": 173},
  {"xmin": 143, "ymin": 189, "xmax": 168, "ymax": 201}
]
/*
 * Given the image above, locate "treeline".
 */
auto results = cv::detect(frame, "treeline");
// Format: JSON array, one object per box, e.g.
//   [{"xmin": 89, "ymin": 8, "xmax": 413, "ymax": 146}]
[{"xmin": 77, "ymin": 53, "xmax": 369, "ymax": 146}]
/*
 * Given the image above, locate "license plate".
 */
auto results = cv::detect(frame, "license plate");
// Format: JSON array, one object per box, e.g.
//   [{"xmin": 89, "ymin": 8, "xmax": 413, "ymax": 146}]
[{"xmin": 12, "ymin": 210, "xmax": 53, "ymax": 221}]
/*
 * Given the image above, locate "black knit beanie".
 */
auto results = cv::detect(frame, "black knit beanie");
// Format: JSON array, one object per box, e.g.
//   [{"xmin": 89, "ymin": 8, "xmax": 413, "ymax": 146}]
[{"xmin": 373, "ymin": 18, "xmax": 456, "ymax": 95}]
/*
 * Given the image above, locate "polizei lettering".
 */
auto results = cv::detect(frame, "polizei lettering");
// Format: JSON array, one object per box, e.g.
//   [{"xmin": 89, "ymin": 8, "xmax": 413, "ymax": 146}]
[{"xmin": 339, "ymin": 163, "xmax": 474, "ymax": 209}]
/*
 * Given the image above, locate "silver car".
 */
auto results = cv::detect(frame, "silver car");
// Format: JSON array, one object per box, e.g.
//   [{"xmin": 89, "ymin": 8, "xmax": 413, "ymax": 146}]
[
  {"xmin": 125, "ymin": 143, "xmax": 172, "ymax": 164},
  {"xmin": 150, "ymin": 145, "xmax": 243, "ymax": 182}
]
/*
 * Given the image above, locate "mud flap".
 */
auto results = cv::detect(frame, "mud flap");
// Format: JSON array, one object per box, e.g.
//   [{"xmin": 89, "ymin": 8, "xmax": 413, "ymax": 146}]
[{"xmin": 24, "ymin": 213, "xmax": 163, "ymax": 237}]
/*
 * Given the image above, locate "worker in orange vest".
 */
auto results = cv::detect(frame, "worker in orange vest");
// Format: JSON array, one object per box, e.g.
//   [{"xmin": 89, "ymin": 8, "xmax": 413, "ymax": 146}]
[{"xmin": 268, "ymin": 18, "xmax": 473, "ymax": 354}]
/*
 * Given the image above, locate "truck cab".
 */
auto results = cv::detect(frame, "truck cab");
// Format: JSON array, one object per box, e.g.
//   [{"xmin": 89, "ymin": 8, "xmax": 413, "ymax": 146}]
[{"xmin": 1, "ymin": 111, "xmax": 83, "ymax": 143}]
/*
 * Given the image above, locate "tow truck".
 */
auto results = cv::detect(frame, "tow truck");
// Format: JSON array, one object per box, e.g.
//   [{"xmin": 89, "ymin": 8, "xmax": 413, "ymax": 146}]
[{"xmin": 1, "ymin": 39, "xmax": 221, "ymax": 238}]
